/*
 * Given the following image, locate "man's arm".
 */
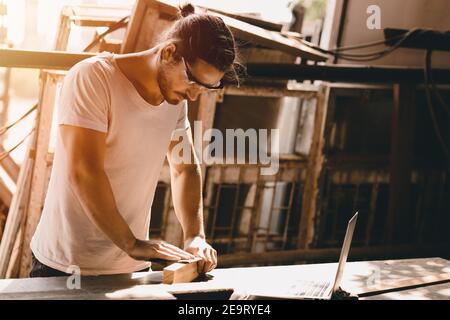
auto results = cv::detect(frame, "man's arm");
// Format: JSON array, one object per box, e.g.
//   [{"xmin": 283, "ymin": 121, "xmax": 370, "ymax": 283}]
[
  {"xmin": 167, "ymin": 128, "xmax": 217, "ymax": 273},
  {"xmin": 60, "ymin": 125, "xmax": 194, "ymax": 262}
]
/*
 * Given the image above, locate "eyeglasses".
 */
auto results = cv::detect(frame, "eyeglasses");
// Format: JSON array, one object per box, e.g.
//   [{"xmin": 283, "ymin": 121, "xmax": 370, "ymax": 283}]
[{"xmin": 182, "ymin": 57, "xmax": 224, "ymax": 91}]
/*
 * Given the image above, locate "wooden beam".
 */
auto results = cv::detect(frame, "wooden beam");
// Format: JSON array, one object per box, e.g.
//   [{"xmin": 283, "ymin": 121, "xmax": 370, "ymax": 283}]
[
  {"xmin": 386, "ymin": 84, "xmax": 416, "ymax": 244},
  {"xmin": 0, "ymin": 145, "xmax": 19, "ymax": 183},
  {"xmin": 162, "ymin": 258, "xmax": 201, "ymax": 284},
  {"xmin": 120, "ymin": 0, "xmax": 152, "ymax": 53},
  {"xmin": 197, "ymin": 6, "xmax": 283, "ymax": 32},
  {"xmin": 0, "ymin": 177, "xmax": 12, "ymax": 207},
  {"xmin": 209, "ymin": 11, "xmax": 328, "ymax": 61},
  {"xmin": 0, "ymin": 139, "xmax": 34, "ymax": 278},
  {"xmin": 223, "ymin": 84, "xmax": 318, "ymax": 99},
  {"xmin": 0, "ymin": 48, "xmax": 95, "ymax": 70},
  {"xmin": 5, "ymin": 222, "xmax": 24, "ymax": 278},
  {"xmin": 64, "ymin": 5, "xmax": 131, "ymax": 26},
  {"xmin": 71, "ymin": 16, "xmax": 128, "ymax": 27},
  {"xmin": 54, "ymin": 7, "xmax": 74, "ymax": 51},
  {"xmin": 297, "ymin": 85, "xmax": 330, "ymax": 248},
  {"xmin": 18, "ymin": 72, "xmax": 60, "ymax": 278},
  {"xmin": 0, "ymin": 56, "xmax": 12, "ymax": 145}
]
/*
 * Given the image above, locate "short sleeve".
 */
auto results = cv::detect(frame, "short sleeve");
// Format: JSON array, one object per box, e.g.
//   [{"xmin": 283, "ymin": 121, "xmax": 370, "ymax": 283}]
[
  {"xmin": 170, "ymin": 101, "xmax": 190, "ymax": 140},
  {"xmin": 57, "ymin": 61, "xmax": 110, "ymax": 133}
]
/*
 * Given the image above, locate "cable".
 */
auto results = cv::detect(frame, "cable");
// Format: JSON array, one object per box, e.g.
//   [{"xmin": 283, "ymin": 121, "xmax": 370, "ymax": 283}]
[
  {"xmin": 83, "ymin": 15, "xmax": 130, "ymax": 52},
  {"xmin": 330, "ymin": 33, "xmax": 407, "ymax": 52},
  {"xmin": 424, "ymin": 50, "xmax": 450, "ymax": 163},
  {"xmin": 302, "ymin": 28, "xmax": 424, "ymax": 62},
  {"xmin": 0, "ymin": 103, "xmax": 37, "ymax": 136},
  {"xmin": 0, "ymin": 128, "xmax": 34, "ymax": 162},
  {"xmin": 330, "ymin": 29, "xmax": 424, "ymax": 62},
  {"xmin": 296, "ymin": 32, "xmax": 409, "ymax": 55},
  {"xmin": 331, "ymin": 28, "xmax": 421, "ymax": 54}
]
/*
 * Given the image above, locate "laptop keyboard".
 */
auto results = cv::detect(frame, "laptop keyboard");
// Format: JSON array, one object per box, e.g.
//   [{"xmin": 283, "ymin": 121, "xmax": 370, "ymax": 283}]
[{"xmin": 287, "ymin": 279, "xmax": 331, "ymax": 298}]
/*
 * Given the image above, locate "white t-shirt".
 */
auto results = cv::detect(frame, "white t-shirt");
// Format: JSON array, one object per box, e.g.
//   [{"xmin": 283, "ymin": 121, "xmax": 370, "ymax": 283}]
[{"xmin": 31, "ymin": 52, "xmax": 190, "ymax": 275}]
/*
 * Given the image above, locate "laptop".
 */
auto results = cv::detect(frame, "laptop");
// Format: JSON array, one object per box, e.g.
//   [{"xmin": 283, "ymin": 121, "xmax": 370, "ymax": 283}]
[{"xmin": 250, "ymin": 212, "xmax": 358, "ymax": 300}]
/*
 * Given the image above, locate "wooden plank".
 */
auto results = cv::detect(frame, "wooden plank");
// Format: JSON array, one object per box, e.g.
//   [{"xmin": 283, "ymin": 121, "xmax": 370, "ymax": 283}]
[
  {"xmin": 0, "ymin": 61, "xmax": 12, "ymax": 145},
  {"xmin": 0, "ymin": 48, "xmax": 95, "ymax": 70},
  {"xmin": 121, "ymin": 0, "xmax": 149, "ymax": 53},
  {"xmin": 54, "ymin": 7, "xmax": 73, "ymax": 51},
  {"xmin": 135, "ymin": 6, "xmax": 174, "ymax": 52},
  {"xmin": 297, "ymin": 85, "xmax": 330, "ymax": 248},
  {"xmin": 121, "ymin": 0, "xmax": 177, "ymax": 53},
  {"xmin": 5, "ymin": 222, "xmax": 24, "ymax": 278},
  {"xmin": 162, "ymin": 258, "xmax": 201, "ymax": 284},
  {"xmin": 208, "ymin": 11, "xmax": 328, "ymax": 61},
  {"xmin": 0, "ymin": 138, "xmax": 34, "ymax": 278},
  {"xmin": 18, "ymin": 72, "xmax": 60, "ymax": 278},
  {"xmin": 71, "ymin": 16, "xmax": 127, "ymax": 27},
  {"xmin": 0, "ymin": 177, "xmax": 12, "ymax": 207},
  {"xmin": 69, "ymin": 5, "xmax": 131, "ymax": 28},
  {"xmin": 386, "ymin": 84, "xmax": 416, "ymax": 243},
  {"xmin": 224, "ymin": 84, "xmax": 318, "ymax": 99},
  {"xmin": 0, "ymin": 145, "xmax": 19, "ymax": 183},
  {"xmin": 197, "ymin": 6, "xmax": 283, "ymax": 32}
]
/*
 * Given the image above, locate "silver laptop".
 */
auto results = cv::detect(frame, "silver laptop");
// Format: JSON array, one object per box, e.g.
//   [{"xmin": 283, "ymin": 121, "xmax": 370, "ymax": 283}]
[{"xmin": 251, "ymin": 212, "xmax": 358, "ymax": 300}]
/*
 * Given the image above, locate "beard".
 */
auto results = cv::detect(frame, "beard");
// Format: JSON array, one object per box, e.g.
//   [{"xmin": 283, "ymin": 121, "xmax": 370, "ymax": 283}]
[{"xmin": 157, "ymin": 66, "xmax": 182, "ymax": 105}]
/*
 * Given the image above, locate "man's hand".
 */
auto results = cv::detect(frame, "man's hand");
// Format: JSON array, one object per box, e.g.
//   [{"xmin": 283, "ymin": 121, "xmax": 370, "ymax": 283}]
[
  {"xmin": 128, "ymin": 239, "xmax": 195, "ymax": 262},
  {"xmin": 184, "ymin": 236, "xmax": 217, "ymax": 273}
]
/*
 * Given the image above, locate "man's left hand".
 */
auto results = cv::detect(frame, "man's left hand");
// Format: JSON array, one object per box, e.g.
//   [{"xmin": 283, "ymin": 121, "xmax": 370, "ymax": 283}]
[{"xmin": 184, "ymin": 236, "xmax": 217, "ymax": 274}]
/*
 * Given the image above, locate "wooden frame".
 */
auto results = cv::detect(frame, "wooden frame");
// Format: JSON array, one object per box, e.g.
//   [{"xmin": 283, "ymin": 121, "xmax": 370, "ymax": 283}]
[
  {"xmin": 386, "ymin": 84, "xmax": 416, "ymax": 243},
  {"xmin": 0, "ymin": 135, "xmax": 34, "ymax": 278},
  {"xmin": 54, "ymin": 5, "xmax": 132, "ymax": 51},
  {"xmin": 121, "ymin": 0, "xmax": 328, "ymax": 61},
  {"xmin": 17, "ymin": 72, "xmax": 63, "ymax": 277},
  {"xmin": 297, "ymin": 85, "xmax": 330, "ymax": 249}
]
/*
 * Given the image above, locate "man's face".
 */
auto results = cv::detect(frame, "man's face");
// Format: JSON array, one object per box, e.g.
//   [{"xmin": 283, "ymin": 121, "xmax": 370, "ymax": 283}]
[{"xmin": 157, "ymin": 43, "xmax": 225, "ymax": 105}]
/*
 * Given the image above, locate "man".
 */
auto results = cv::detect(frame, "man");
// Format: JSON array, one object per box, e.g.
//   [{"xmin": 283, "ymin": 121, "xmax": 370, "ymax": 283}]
[{"xmin": 30, "ymin": 4, "xmax": 239, "ymax": 277}]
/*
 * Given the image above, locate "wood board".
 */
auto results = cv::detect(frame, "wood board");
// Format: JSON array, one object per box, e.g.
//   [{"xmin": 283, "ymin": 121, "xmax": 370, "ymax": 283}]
[{"xmin": 162, "ymin": 258, "xmax": 202, "ymax": 284}]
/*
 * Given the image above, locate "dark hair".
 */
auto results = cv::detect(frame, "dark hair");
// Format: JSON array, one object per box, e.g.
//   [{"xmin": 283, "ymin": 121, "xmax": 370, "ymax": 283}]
[{"xmin": 162, "ymin": 3, "xmax": 243, "ymax": 85}]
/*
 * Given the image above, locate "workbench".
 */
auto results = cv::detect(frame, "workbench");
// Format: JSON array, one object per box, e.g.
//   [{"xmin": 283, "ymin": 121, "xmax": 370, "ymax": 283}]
[{"xmin": 0, "ymin": 258, "xmax": 448, "ymax": 300}]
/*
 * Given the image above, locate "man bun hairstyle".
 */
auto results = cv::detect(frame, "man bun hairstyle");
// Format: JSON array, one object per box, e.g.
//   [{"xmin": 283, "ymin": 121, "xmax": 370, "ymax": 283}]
[
  {"xmin": 179, "ymin": 3, "xmax": 195, "ymax": 18},
  {"xmin": 163, "ymin": 3, "xmax": 244, "ymax": 86}
]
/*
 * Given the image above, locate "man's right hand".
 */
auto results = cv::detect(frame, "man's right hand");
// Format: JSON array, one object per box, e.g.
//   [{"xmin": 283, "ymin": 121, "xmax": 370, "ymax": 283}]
[{"xmin": 127, "ymin": 239, "xmax": 195, "ymax": 262}]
